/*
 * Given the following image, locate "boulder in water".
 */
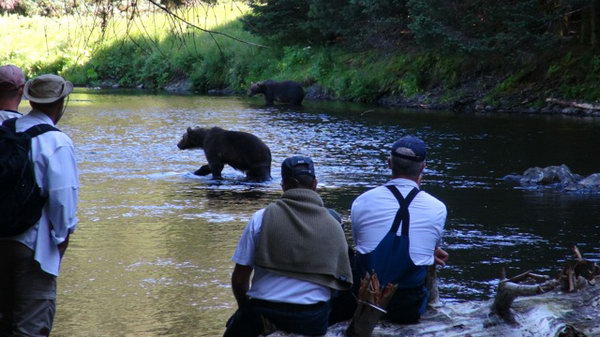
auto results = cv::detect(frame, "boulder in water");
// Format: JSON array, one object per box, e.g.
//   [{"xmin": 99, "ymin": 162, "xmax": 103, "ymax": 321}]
[{"xmin": 505, "ymin": 164, "xmax": 599, "ymax": 192}]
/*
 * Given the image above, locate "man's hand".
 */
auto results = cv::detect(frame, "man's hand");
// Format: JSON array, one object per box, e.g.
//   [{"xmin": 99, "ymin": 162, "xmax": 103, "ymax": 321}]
[
  {"xmin": 58, "ymin": 235, "xmax": 70, "ymax": 259},
  {"xmin": 434, "ymin": 247, "xmax": 449, "ymax": 266}
]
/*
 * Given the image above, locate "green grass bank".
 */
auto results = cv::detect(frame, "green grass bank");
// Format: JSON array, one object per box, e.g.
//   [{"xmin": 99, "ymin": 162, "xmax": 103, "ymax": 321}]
[{"xmin": 3, "ymin": 10, "xmax": 600, "ymax": 114}]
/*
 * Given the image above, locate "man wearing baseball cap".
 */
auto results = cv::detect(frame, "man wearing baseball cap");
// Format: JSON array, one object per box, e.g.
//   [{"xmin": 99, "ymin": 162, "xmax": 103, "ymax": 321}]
[
  {"xmin": 224, "ymin": 156, "xmax": 352, "ymax": 337},
  {"xmin": 0, "ymin": 64, "xmax": 25, "ymax": 121},
  {"xmin": 349, "ymin": 135, "xmax": 448, "ymax": 324},
  {"xmin": 0, "ymin": 74, "xmax": 79, "ymax": 336}
]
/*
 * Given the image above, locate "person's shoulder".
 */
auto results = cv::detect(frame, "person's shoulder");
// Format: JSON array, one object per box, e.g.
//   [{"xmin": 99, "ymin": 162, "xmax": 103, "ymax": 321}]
[
  {"xmin": 352, "ymin": 185, "xmax": 388, "ymax": 210},
  {"xmin": 355, "ymin": 184, "xmax": 388, "ymax": 200},
  {"xmin": 39, "ymin": 127, "xmax": 74, "ymax": 149},
  {"xmin": 0, "ymin": 110, "xmax": 21, "ymax": 120},
  {"xmin": 249, "ymin": 208, "xmax": 266, "ymax": 226},
  {"xmin": 252, "ymin": 208, "xmax": 266, "ymax": 219},
  {"xmin": 417, "ymin": 190, "xmax": 447, "ymax": 212}
]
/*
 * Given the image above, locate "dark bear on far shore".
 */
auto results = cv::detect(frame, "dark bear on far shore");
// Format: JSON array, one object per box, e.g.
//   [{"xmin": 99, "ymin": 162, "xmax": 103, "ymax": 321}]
[
  {"xmin": 248, "ymin": 80, "xmax": 305, "ymax": 105},
  {"xmin": 177, "ymin": 126, "xmax": 272, "ymax": 182}
]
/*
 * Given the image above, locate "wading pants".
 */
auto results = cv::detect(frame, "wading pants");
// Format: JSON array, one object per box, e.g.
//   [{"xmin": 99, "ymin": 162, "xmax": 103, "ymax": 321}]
[{"xmin": 0, "ymin": 241, "xmax": 57, "ymax": 337}]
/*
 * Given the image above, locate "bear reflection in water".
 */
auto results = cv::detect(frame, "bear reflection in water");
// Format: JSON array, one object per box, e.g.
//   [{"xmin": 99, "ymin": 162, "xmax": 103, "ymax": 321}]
[{"xmin": 177, "ymin": 126, "xmax": 272, "ymax": 182}]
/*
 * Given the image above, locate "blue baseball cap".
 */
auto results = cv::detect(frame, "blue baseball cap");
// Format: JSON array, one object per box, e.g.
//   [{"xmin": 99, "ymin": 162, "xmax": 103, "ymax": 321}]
[
  {"xmin": 281, "ymin": 156, "xmax": 315, "ymax": 180},
  {"xmin": 391, "ymin": 135, "xmax": 427, "ymax": 162}
]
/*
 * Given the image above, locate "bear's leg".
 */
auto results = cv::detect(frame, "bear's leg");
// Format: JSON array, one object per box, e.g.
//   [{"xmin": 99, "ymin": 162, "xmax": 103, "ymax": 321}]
[
  {"xmin": 194, "ymin": 165, "xmax": 212, "ymax": 176},
  {"xmin": 264, "ymin": 93, "xmax": 275, "ymax": 106},
  {"xmin": 247, "ymin": 166, "xmax": 271, "ymax": 182},
  {"xmin": 208, "ymin": 160, "xmax": 225, "ymax": 180}
]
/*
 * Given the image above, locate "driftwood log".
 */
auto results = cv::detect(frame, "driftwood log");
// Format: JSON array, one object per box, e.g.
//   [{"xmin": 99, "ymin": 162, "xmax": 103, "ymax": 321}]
[
  {"xmin": 546, "ymin": 97, "xmax": 600, "ymax": 111},
  {"xmin": 267, "ymin": 247, "xmax": 600, "ymax": 337}
]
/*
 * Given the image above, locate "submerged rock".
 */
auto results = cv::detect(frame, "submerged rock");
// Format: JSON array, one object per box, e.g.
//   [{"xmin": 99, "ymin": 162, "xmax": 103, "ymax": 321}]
[
  {"xmin": 504, "ymin": 164, "xmax": 600, "ymax": 192},
  {"xmin": 207, "ymin": 87, "xmax": 236, "ymax": 96},
  {"xmin": 164, "ymin": 79, "xmax": 193, "ymax": 93}
]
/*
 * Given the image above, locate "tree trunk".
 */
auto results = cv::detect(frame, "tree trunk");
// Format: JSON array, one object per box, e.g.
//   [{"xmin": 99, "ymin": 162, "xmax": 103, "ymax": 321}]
[{"xmin": 591, "ymin": 0, "xmax": 600, "ymax": 48}]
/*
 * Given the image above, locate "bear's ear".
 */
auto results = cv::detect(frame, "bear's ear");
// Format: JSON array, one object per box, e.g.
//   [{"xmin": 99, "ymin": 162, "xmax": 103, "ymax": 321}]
[{"xmin": 187, "ymin": 127, "xmax": 193, "ymax": 132}]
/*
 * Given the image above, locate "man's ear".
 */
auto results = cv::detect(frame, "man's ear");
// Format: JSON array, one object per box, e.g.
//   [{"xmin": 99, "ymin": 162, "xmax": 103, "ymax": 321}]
[
  {"xmin": 311, "ymin": 178, "xmax": 318, "ymax": 191},
  {"xmin": 387, "ymin": 157, "xmax": 392, "ymax": 170}
]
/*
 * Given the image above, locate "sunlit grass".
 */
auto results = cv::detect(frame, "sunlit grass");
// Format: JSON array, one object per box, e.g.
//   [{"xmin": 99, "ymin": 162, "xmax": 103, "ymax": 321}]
[{"xmin": 0, "ymin": 1, "xmax": 249, "ymax": 78}]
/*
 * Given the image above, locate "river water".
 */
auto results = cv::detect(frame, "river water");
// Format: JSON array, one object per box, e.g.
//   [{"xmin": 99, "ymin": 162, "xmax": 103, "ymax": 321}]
[{"xmin": 37, "ymin": 89, "xmax": 600, "ymax": 336}]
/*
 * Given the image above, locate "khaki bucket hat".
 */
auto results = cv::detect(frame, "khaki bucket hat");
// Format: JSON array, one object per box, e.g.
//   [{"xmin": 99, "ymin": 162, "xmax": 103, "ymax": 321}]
[{"xmin": 24, "ymin": 74, "xmax": 73, "ymax": 104}]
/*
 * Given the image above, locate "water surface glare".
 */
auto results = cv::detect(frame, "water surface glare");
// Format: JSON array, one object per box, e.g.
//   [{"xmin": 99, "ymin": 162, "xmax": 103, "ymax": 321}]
[{"xmin": 40, "ymin": 89, "xmax": 600, "ymax": 336}]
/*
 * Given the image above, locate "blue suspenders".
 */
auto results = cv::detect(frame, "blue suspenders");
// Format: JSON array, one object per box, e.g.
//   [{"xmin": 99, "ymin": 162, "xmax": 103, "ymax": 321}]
[{"xmin": 356, "ymin": 185, "xmax": 427, "ymax": 289}]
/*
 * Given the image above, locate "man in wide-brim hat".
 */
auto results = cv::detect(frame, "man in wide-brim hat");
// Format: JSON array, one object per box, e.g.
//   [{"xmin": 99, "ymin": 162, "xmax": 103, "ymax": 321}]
[
  {"xmin": 24, "ymin": 73, "xmax": 74, "ymax": 104},
  {"xmin": 0, "ymin": 73, "xmax": 79, "ymax": 337}
]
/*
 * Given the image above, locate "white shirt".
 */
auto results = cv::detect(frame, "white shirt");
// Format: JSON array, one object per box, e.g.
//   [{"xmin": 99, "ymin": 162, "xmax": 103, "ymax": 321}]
[
  {"xmin": 232, "ymin": 208, "xmax": 332, "ymax": 304},
  {"xmin": 3, "ymin": 109, "xmax": 79, "ymax": 276},
  {"xmin": 351, "ymin": 178, "xmax": 446, "ymax": 266},
  {"xmin": 0, "ymin": 109, "xmax": 22, "ymax": 121}
]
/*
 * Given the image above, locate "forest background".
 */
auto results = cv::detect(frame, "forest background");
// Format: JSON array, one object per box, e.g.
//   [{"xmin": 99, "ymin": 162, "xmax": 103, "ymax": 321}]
[{"xmin": 2, "ymin": 0, "xmax": 600, "ymax": 113}]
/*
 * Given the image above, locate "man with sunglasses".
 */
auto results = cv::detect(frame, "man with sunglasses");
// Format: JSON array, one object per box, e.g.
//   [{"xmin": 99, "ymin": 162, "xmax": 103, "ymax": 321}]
[{"xmin": 0, "ymin": 74, "xmax": 79, "ymax": 337}]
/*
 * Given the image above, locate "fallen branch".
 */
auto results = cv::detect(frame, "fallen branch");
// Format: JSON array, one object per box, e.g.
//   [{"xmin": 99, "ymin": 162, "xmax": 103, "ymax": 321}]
[
  {"xmin": 491, "ymin": 245, "xmax": 600, "ymax": 324},
  {"xmin": 491, "ymin": 275, "xmax": 560, "ymax": 323},
  {"xmin": 268, "ymin": 247, "xmax": 600, "ymax": 337},
  {"xmin": 546, "ymin": 97, "xmax": 600, "ymax": 111}
]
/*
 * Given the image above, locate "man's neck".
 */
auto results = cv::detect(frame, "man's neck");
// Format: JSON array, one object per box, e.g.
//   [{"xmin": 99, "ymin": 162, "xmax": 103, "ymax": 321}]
[
  {"xmin": 31, "ymin": 107, "xmax": 59, "ymax": 124},
  {"xmin": 391, "ymin": 175, "xmax": 420, "ymax": 185},
  {"xmin": 0, "ymin": 101, "xmax": 20, "ymax": 112}
]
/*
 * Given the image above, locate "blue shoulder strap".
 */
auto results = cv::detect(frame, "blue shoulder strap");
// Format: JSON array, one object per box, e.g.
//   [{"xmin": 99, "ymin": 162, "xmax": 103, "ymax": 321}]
[{"xmin": 385, "ymin": 185, "xmax": 420, "ymax": 236}]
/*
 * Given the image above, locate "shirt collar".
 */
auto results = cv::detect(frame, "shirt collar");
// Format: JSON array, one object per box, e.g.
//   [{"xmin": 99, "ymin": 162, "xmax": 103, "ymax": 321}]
[
  {"xmin": 1, "ymin": 109, "xmax": 21, "ymax": 114},
  {"xmin": 386, "ymin": 177, "xmax": 419, "ymax": 188},
  {"xmin": 27, "ymin": 109, "xmax": 55, "ymax": 126}
]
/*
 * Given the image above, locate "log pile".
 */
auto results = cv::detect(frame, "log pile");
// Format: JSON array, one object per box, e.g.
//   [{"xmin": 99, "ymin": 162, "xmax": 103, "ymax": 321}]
[{"xmin": 267, "ymin": 247, "xmax": 600, "ymax": 337}]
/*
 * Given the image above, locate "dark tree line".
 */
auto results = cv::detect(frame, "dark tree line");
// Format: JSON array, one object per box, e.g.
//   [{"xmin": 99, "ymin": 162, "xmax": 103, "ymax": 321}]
[
  {"xmin": 4, "ymin": 0, "xmax": 600, "ymax": 58},
  {"xmin": 243, "ymin": 0, "xmax": 600, "ymax": 55}
]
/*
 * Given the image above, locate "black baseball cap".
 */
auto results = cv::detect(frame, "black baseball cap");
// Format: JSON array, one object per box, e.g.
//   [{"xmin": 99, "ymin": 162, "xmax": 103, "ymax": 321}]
[
  {"xmin": 281, "ymin": 156, "xmax": 315, "ymax": 180},
  {"xmin": 391, "ymin": 135, "xmax": 427, "ymax": 162}
]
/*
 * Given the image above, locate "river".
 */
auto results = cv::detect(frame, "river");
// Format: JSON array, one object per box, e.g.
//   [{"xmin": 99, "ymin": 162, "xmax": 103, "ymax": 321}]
[{"xmin": 32, "ymin": 89, "xmax": 600, "ymax": 336}]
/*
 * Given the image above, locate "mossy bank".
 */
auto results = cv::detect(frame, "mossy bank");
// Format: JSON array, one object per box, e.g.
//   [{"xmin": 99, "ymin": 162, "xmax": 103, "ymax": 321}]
[{"xmin": 3, "ymin": 11, "xmax": 600, "ymax": 117}]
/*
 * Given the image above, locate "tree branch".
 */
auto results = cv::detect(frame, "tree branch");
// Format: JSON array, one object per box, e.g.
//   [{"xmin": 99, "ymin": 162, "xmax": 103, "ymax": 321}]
[{"xmin": 144, "ymin": 0, "xmax": 269, "ymax": 49}]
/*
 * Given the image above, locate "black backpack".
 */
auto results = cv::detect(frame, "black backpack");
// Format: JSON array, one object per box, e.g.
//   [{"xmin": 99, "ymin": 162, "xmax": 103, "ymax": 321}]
[{"xmin": 0, "ymin": 118, "xmax": 59, "ymax": 237}]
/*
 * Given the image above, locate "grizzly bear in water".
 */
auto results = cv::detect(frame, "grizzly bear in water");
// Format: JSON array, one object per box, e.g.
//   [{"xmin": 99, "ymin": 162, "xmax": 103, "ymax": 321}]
[
  {"xmin": 177, "ymin": 126, "xmax": 272, "ymax": 182},
  {"xmin": 247, "ymin": 80, "xmax": 305, "ymax": 105}
]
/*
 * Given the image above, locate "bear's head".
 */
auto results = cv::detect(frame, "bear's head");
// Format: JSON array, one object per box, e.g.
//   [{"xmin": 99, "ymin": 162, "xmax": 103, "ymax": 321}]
[
  {"xmin": 247, "ymin": 81, "xmax": 266, "ymax": 97},
  {"xmin": 177, "ymin": 127, "xmax": 207, "ymax": 150}
]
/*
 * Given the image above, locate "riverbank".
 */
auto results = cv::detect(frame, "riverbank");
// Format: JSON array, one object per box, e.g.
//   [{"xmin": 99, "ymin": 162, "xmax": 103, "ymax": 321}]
[{"xmin": 3, "ymin": 12, "xmax": 600, "ymax": 117}]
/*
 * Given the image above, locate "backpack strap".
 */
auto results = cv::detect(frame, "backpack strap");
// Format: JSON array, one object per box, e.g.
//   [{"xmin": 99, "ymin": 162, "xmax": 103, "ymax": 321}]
[
  {"xmin": 2, "ymin": 117, "xmax": 17, "ymax": 131},
  {"xmin": 24, "ymin": 124, "xmax": 60, "ymax": 138},
  {"xmin": 2, "ymin": 118, "xmax": 60, "ymax": 137}
]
